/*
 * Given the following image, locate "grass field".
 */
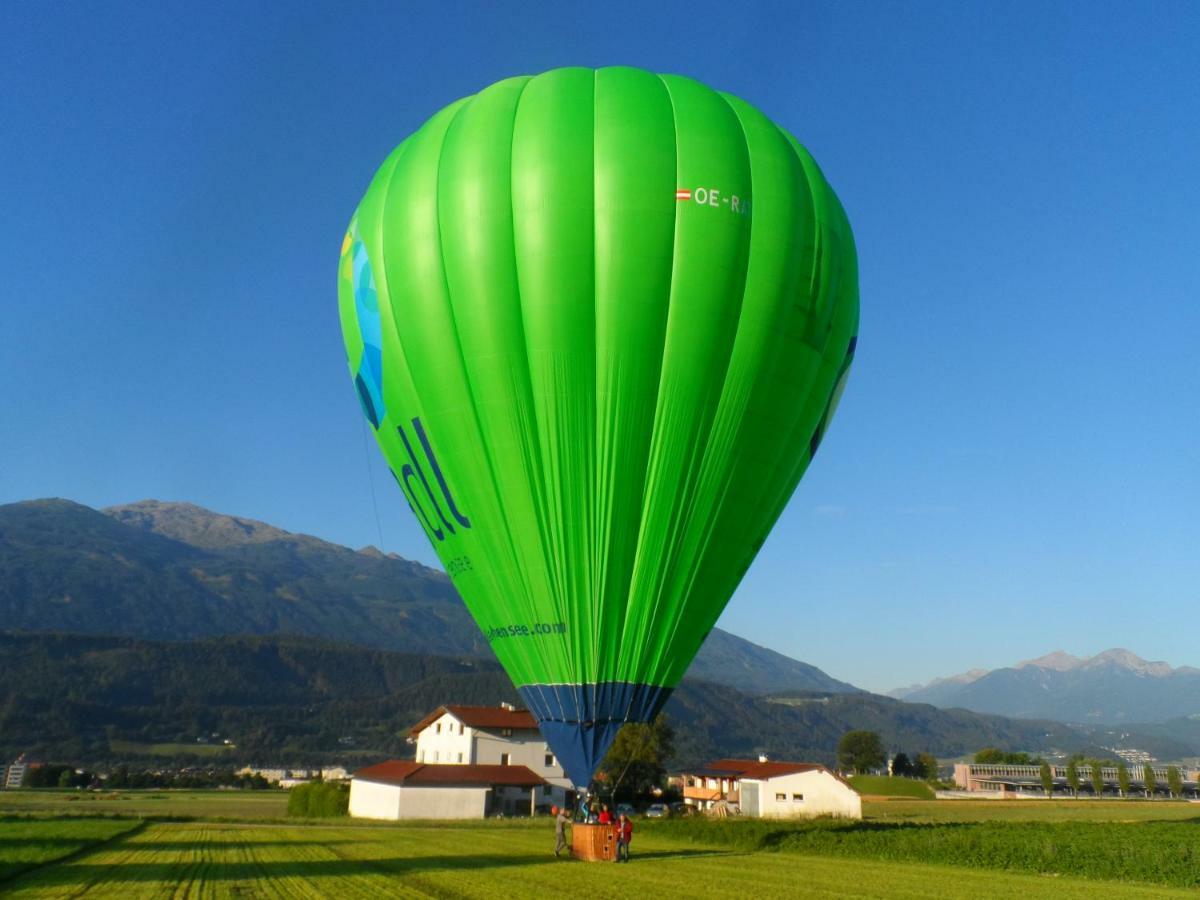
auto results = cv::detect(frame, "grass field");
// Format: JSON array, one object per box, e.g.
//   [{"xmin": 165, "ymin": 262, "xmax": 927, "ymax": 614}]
[
  {"xmin": 0, "ymin": 789, "xmax": 289, "ymax": 820},
  {"xmin": 1, "ymin": 792, "xmax": 1197, "ymax": 897},
  {"xmin": 867, "ymin": 798, "xmax": 1200, "ymax": 823},
  {"xmin": 0, "ymin": 817, "xmax": 142, "ymax": 881},
  {"xmin": 2, "ymin": 819, "xmax": 1195, "ymax": 899},
  {"xmin": 848, "ymin": 775, "xmax": 935, "ymax": 799}
]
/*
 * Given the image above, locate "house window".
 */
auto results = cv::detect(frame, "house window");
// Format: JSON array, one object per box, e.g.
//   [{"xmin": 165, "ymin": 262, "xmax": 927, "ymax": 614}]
[
  {"xmin": 458, "ymin": 723, "xmax": 464, "ymax": 735},
  {"xmin": 545, "ymin": 754, "xmax": 555, "ymax": 768},
  {"xmin": 793, "ymin": 794, "xmax": 804, "ymax": 802},
  {"xmin": 436, "ymin": 723, "xmax": 441, "ymax": 734},
  {"xmin": 775, "ymin": 793, "xmax": 786, "ymax": 802},
  {"xmin": 457, "ymin": 753, "xmax": 463, "ymax": 763},
  {"xmin": 500, "ymin": 753, "xmax": 511, "ymax": 766},
  {"xmin": 501, "ymin": 728, "xmax": 513, "ymax": 737}
]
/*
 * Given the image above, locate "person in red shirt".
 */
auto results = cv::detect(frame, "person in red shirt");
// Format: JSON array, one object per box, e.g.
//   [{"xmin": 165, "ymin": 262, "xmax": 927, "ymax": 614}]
[
  {"xmin": 614, "ymin": 813, "xmax": 633, "ymax": 862},
  {"xmin": 598, "ymin": 804, "xmax": 613, "ymax": 825}
]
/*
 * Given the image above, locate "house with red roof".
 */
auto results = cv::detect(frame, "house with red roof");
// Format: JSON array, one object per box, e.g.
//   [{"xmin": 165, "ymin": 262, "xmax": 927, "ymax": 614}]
[
  {"xmin": 407, "ymin": 702, "xmax": 573, "ymax": 808},
  {"xmin": 349, "ymin": 759, "xmax": 548, "ymax": 820},
  {"xmin": 676, "ymin": 757, "xmax": 861, "ymax": 819}
]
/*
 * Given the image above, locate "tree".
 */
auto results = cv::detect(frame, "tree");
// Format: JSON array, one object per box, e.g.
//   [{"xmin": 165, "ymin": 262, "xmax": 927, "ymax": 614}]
[
  {"xmin": 1167, "ymin": 766, "xmax": 1182, "ymax": 798},
  {"xmin": 974, "ymin": 747, "xmax": 1005, "ymax": 764},
  {"xmin": 1066, "ymin": 759, "xmax": 1080, "ymax": 797},
  {"xmin": 1117, "ymin": 761, "xmax": 1130, "ymax": 797},
  {"xmin": 1143, "ymin": 764, "xmax": 1157, "ymax": 797},
  {"xmin": 286, "ymin": 782, "xmax": 348, "ymax": 818},
  {"xmin": 974, "ymin": 748, "xmax": 1038, "ymax": 765},
  {"xmin": 1039, "ymin": 761, "xmax": 1053, "ymax": 797},
  {"xmin": 915, "ymin": 753, "xmax": 939, "ymax": 782},
  {"xmin": 891, "ymin": 752, "xmax": 913, "ymax": 777},
  {"xmin": 837, "ymin": 731, "xmax": 886, "ymax": 774},
  {"xmin": 598, "ymin": 715, "xmax": 675, "ymax": 803}
]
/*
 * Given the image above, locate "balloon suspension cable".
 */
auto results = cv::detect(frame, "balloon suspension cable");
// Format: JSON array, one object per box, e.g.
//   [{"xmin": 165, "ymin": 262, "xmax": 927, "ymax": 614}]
[
  {"xmin": 360, "ymin": 417, "xmax": 386, "ymax": 552},
  {"xmin": 609, "ymin": 721, "xmax": 655, "ymax": 803}
]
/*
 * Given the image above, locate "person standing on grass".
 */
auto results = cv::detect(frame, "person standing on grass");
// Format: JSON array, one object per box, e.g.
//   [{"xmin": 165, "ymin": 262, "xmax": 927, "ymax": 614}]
[
  {"xmin": 553, "ymin": 805, "xmax": 571, "ymax": 858},
  {"xmin": 614, "ymin": 813, "xmax": 633, "ymax": 863}
]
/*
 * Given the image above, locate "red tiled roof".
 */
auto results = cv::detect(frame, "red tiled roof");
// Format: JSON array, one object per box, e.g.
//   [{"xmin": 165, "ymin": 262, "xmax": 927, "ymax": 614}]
[
  {"xmin": 408, "ymin": 704, "xmax": 538, "ymax": 736},
  {"xmin": 353, "ymin": 760, "xmax": 421, "ymax": 784},
  {"xmin": 705, "ymin": 759, "xmax": 829, "ymax": 780},
  {"xmin": 353, "ymin": 760, "xmax": 545, "ymax": 788}
]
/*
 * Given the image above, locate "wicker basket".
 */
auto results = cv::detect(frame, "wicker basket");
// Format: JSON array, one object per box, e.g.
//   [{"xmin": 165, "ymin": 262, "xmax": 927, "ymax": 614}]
[{"xmin": 571, "ymin": 823, "xmax": 616, "ymax": 862}]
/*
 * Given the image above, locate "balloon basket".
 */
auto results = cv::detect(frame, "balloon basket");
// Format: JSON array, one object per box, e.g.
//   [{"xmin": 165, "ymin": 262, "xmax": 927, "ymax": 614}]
[{"xmin": 571, "ymin": 823, "xmax": 616, "ymax": 862}]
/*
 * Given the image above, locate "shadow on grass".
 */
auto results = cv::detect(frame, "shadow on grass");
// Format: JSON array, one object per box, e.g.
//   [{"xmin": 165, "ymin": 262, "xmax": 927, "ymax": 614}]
[
  {"xmin": 0, "ymin": 838, "xmax": 119, "ymax": 848},
  {"xmin": 8, "ymin": 845, "xmax": 744, "ymax": 889},
  {"xmin": 628, "ymin": 848, "xmax": 746, "ymax": 862}
]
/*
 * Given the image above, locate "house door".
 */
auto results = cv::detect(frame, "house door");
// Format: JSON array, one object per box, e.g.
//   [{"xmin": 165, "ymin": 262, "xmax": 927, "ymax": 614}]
[{"xmin": 741, "ymin": 782, "xmax": 759, "ymax": 816}]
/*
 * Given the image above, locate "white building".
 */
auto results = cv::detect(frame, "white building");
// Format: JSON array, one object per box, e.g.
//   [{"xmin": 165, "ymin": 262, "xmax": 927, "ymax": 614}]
[
  {"xmin": 349, "ymin": 760, "xmax": 546, "ymax": 820},
  {"xmin": 409, "ymin": 703, "xmax": 572, "ymax": 808},
  {"xmin": 680, "ymin": 759, "xmax": 862, "ymax": 819}
]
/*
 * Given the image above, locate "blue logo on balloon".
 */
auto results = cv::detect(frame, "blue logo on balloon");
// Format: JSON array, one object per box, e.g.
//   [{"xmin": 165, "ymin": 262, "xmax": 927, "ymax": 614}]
[{"xmin": 351, "ymin": 238, "xmax": 385, "ymax": 429}]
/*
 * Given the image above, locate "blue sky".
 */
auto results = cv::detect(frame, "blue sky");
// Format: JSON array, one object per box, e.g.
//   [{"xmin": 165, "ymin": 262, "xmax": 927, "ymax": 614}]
[{"xmin": 2, "ymin": 1, "xmax": 1197, "ymax": 692}]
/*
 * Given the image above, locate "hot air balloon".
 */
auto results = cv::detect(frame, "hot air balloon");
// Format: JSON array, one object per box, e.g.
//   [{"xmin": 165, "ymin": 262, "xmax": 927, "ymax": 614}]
[{"xmin": 337, "ymin": 66, "xmax": 858, "ymax": 790}]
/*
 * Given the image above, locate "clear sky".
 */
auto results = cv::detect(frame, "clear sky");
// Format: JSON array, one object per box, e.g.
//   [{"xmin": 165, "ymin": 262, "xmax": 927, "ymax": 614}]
[{"xmin": 2, "ymin": 1, "xmax": 1197, "ymax": 693}]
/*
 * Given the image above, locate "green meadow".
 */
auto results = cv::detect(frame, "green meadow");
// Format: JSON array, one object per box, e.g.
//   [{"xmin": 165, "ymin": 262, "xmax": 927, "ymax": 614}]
[
  {"xmin": 846, "ymin": 775, "xmax": 935, "ymax": 799},
  {"xmin": 1, "ymin": 792, "xmax": 1197, "ymax": 897}
]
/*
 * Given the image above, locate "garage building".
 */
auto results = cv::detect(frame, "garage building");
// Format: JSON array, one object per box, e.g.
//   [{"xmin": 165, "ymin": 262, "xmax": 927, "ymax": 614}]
[
  {"xmin": 349, "ymin": 760, "xmax": 547, "ymax": 820},
  {"xmin": 679, "ymin": 758, "xmax": 862, "ymax": 819}
]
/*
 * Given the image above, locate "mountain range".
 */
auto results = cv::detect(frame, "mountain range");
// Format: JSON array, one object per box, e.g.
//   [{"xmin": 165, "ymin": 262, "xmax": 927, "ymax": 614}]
[
  {"xmin": 0, "ymin": 498, "xmax": 857, "ymax": 697},
  {"xmin": 7, "ymin": 630, "xmax": 1187, "ymax": 767},
  {"xmin": 890, "ymin": 649, "xmax": 1200, "ymax": 724},
  {"xmin": 3, "ymin": 497, "xmax": 1195, "ymax": 765}
]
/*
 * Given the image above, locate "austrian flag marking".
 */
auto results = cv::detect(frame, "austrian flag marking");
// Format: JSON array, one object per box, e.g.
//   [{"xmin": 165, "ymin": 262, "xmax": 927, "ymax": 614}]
[{"xmin": 675, "ymin": 189, "xmax": 691, "ymax": 200}]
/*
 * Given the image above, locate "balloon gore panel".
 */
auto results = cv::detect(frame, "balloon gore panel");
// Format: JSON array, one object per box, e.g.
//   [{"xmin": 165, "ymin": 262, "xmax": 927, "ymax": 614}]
[{"xmin": 337, "ymin": 67, "xmax": 859, "ymax": 787}]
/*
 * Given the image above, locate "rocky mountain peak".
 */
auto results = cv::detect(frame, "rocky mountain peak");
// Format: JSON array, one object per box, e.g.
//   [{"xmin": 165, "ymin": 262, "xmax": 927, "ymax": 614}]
[
  {"xmin": 103, "ymin": 499, "xmax": 296, "ymax": 549},
  {"xmin": 1017, "ymin": 650, "xmax": 1082, "ymax": 671},
  {"xmin": 1082, "ymin": 648, "xmax": 1175, "ymax": 677}
]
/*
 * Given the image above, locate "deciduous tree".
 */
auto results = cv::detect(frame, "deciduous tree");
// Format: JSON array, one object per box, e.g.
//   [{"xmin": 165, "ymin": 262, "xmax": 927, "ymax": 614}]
[
  {"xmin": 1143, "ymin": 764, "xmax": 1157, "ymax": 797},
  {"xmin": 1066, "ymin": 759, "xmax": 1080, "ymax": 797},
  {"xmin": 837, "ymin": 730, "xmax": 885, "ymax": 774},
  {"xmin": 915, "ymin": 753, "xmax": 939, "ymax": 781},
  {"xmin": 1166, "ymin": 766, "xmax": 1182, "ymax": 798},
  {"xmin": 598, "ymin": 714, "xmax": 675, "ymax": 802},
  {"xmin": 1040, "ymin": 761, "xmax": 1053, "ymax": 797}
]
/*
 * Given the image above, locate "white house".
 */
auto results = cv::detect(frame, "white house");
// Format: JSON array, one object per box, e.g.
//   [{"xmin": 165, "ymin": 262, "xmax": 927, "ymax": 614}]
[
  {"xmin": 679, "ymin": 758, "xmax": 861, "ymax": 819},
  {"xmin": 349, "ymin": 760, "xmax": 546, "ymax": 820},
  {"xmin": 409, "ymin": 703, "xmax": 573, "ymax": 808}
]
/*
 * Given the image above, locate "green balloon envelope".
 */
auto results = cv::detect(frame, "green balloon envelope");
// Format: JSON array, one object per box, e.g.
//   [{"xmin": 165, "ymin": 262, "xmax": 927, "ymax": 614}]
[{"xmin": 337, "ymin": 66, "xmax": 859, "ymax": 788}]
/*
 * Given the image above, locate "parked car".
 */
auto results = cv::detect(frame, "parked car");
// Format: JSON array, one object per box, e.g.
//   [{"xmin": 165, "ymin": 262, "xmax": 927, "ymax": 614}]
[
  {"xmin": 644, "ymin": 803, "xmax": 667, "ymax": 818},
  {"xmin": 615, "ymin": 803, "xmax": 636, "ymax": 819},
  {"xmin": 668, "ymin": 801, "xmax": 690, "ymax": 817}
]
